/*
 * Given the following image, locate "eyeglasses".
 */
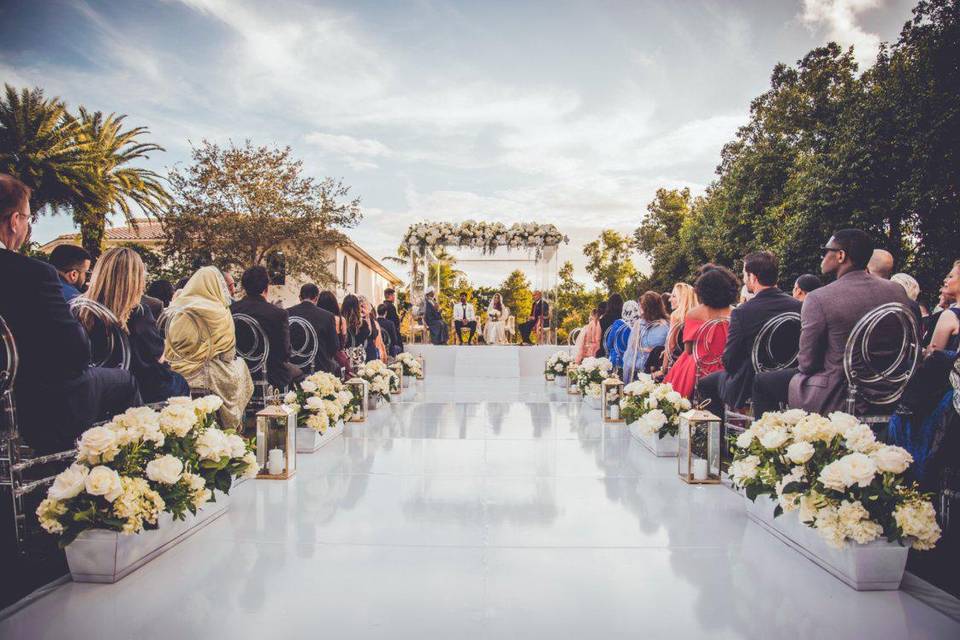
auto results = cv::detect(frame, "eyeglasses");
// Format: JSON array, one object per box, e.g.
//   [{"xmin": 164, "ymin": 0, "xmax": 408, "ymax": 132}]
[{"xmin": 820, "ymin": 246, "xmax": 841, "ymax": 257}]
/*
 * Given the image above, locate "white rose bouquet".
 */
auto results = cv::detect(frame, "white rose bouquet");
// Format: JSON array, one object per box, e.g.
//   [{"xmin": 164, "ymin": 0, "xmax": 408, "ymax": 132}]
[
  {"xmin": 730, "ymin": 409, "xmax": 940, "ymax": 550},
  {"xmin": 358, "ymin": 360, "xmax": 396, "ymax": 402},
  {"xmin": 37, "ymin": 395, "xmax": 259, "ymax": 547},
  {"xmin": 395, "ymin": 352, "xmax": 423, "ymax": 378},
  {"xmin": 620, "ymin": 378, "xmax": 691, "ymax": 438},
  {"xmin": 575, "ymin": 357, "xmax": 613, "ymax": 397},
  {"xmin": 544, "ymin": 351, "xmax": 573, "ymax": 377},
  {"xmin": 284, "ymin": 372, "xmax": 349, "ymax": 432}
]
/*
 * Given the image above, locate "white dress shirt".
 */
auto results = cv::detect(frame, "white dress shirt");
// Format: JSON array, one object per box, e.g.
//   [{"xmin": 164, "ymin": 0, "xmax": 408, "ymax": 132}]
[{"xmin": 453, "ymin": 302, "xmax": 476, "ymax": 322}]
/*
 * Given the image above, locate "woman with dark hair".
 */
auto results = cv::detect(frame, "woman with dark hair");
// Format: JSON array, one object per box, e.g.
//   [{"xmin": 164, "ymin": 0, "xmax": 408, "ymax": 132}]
[
  {"xmin": 340, "ymin": 294, "xmax": 370, "ymax": 371},
  {"xmin": 574, "ymin": 306, "xmax": 602, "ymax": 364},
  {"xmin": 358, "ymin": 296, "xmax": 382, "ymax": 362},
  {"xmin": 316, "ymin": 290, "xmax": 351, "ymax": 376},
  {"xmin": 623, "ymin": 291, "xmax": 670, "ymax": 382},
  {"xmin": 596, "ymin": 293, "xmax": 623, "ymax": 357},
  {"xmin": 664, "ymin": 266, "xmax": 738, "ymax": 398}
]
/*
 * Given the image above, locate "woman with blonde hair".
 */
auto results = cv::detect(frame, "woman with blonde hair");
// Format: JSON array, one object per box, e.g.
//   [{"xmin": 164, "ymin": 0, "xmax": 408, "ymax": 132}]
[
  {"xmin": 655, "ymin": 282, "xmax": 698, "ymax": 379},
  {"xmin": 82, "ymin": 247, "xmax": 190, "ymax": 403},
  {"xmin": 164, "ymin": 266, "xmax": 253, "ymax": 429}
]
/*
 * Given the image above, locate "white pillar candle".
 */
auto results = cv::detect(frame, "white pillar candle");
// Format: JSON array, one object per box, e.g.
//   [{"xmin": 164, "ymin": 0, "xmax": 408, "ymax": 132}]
[
  {"xmin": 693, "ymin": 458, "xmax": 709, "ymax": 481},
  {"xmin": 268, "ymin": 448, "xmax": 285, "ymax": 475}
]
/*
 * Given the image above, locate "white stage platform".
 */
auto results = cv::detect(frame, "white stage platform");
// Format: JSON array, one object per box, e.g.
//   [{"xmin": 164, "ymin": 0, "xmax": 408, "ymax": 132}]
[{"xmin": 405, "ymin": 345, "xmax": 571, "ymax": 378}]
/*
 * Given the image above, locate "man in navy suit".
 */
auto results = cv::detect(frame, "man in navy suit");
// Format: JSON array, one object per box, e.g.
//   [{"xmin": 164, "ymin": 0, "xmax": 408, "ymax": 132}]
[{"xmin": 0, "ymin": 174, "xmax": 141, "ymax": 453}]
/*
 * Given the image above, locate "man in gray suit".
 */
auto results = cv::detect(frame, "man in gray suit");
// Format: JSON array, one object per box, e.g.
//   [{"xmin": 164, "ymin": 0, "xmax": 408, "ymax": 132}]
[{"xmin": 752, "ymin": 229, "xmax": 911, "ymax": 416}]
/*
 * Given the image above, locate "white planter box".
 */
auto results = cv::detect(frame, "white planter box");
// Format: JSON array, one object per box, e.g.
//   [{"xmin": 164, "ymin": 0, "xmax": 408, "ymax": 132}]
[
  {"xmin": 367, "ymin": 395, "xmax": 382, "ymax": 411},
  {"xmin": 556, "ymin": 375, "xmax": 569, "ymax": 388},
  {"xmin": 296, "ymin": 419, "xmax": 345, "ymax": 453},
  {"xmin": 744, "ymin": 494, "xmax": 909, "ymax": 591},
  {"xmin": 65, "ymin": 489, "xmax": 231, "ymax": 583},
  {"xmin": 403, "ymin": 374, "xmax": 416, "ymax": 386},
  {"xmin": 628, "ymin": 421, "xmax": 679, "ymax": 457},
  {"xmin": 585, "ymin": 395, "xmax": 602, "ymax": 410}
]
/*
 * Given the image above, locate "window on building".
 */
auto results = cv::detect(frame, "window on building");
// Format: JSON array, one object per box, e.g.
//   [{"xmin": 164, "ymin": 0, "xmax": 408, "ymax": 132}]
[
  {"xmin": 354, "ymin": 263, "xmax": 359, "ymax": 293},
  {"xmin": 342, "ymin": 256, "xmax": 348, "ymax": 290}
]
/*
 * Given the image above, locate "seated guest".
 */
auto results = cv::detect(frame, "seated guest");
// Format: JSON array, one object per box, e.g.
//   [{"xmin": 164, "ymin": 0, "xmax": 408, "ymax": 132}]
[
  {"xmin": 140, "ymin": 292, "xmax": 164, "ymax": 320},
  {"xmin": 453, "ymin": 293, "xmax": 478, "ymax": 344},
  {"xmin": 146, "ymin": 279, "xmax": 175, "ymax": 308},
  {"xmin": 752, "ymin": 229, "xmax": 912, "ymax": 416},
  {"xmin": 287, "ymin": 283, "xmax": 339, "ymax": 374},
  {"xmin": 341, "ymin": 294, "xmax": 375, "ymax": 368},
  {"xmin": 605, "ymin": 300, "xmax": 640, "ymax": 369},
  {"xmin": 891, "ymin": 273, "xmax": 920, "ymax": 302},
  {"xmin": 596, "ymin": 293, "xmax": 623, "ymax": 356},
  {"xmin": 623, "ymin": 291, "xmax": 670, "ymax": 382},
  {"xmin": 519, "ymin": 291, "xmax": 550, "ymax": 345},
  {"xmin": 0, "ymin": 174, "xmax": 140, "ymax": 452},
  {"xmin": 165, "ymin": 266, "xmax": 253, "ymax": 429},
  {"xmin": 697, "ymin": 251, "xmax": 802, "ymax": 418},
  {"xmin": 81, "ymin": 247, "xmax": 190, "ymax": 403},
  {"xmin": 48, "ymin": 244, "xmax": 92, "ymax": 301},
  {"xmin": 924, "ymin": 291, "xmax": 956, "ymax": 348},
  {"xmin": 574, "ymin": 307, "xmax": 602, "ymax": 364},
  {"xmin": 317, "ymin": 290, "xmax": 349, "ymax": 373},
  {"xmin": 926, "ymin": 260, "xmax": 960, "ymax": 355},
  {"xmin": 424, "ymin": 289, "xmax": 448, "ymax": 345},
  {"xmin": 665, "ymin": 267, "xmax": 738, "ymax": 398},
  {"xmin": 655, "ymin": 283, "xmax": 698, "ymax": 379},
  {"xmin": 792, "ymin": 274, "xmax": 822, "ymax": 302},
  {"xmin": 661, "ymin": 292, "xmax": 672, "ymax": 315},
  {"xmin": 358, "ymin": 296, "xmax": 382, "ymax": 362},
  {"xmin": 231, "ymin": 266, "xmax": 304, "ymax": 389},
  {"xmin": 377, "ymin": 303, "xmax": 402, "ymax": 357},
  {"xmin": 382, "ymin": 287, "xmax": 404, "ymax": 350},
  {"xmin": 868, "ymin": 249, "xmax": 895, "ymax": 279}
]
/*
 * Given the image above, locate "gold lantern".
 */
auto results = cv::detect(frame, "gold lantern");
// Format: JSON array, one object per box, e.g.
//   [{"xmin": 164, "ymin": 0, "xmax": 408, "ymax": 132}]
[
  {"xmin": 346, "ymin": 378, "xmax": 369, "ymax": 422},
  {"xmin": 255, "ymin": 403, "xmax": 297, "ymax": 480},
  {"xmin": 602, "ymin": 378, "xmax": 625, "ymax": 422},
  {"xmin": 678, "ymin": 409, "xmax": 722, "ymax": 484},
  {"xmin": 388, "ymin": 362, "xmax": 403, "ymax": 394}
]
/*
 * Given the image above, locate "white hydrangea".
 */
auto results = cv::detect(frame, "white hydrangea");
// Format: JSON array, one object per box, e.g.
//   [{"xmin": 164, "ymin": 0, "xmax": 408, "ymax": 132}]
[
  {"xmin": 159, "ymin": 402, "xmax": 197, "ymax": 437},
  {"xmin": 196, "ymin": 428, "xmax": 231, "ymax": 461},
  {"xmin": 894, "ymin": 499, "xmax": 942, "ymax": 550},
  {"xmin": 730, "ymin": 455, "xmax": 760, "ymax": 487}
]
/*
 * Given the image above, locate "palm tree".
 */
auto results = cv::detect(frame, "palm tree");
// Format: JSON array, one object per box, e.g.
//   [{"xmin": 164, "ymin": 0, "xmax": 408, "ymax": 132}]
[
  {"xmin": 71, "ymin": 108, "xmax": 170, "ymax": 257},
  {"xmin": 0, "ymin": 84, "xmax": 98, "ymax": 218}
]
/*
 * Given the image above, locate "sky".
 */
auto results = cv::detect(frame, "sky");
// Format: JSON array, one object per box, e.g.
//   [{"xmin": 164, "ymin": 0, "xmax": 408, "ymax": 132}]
[{"xmin": 0, "ymin": 0, "xmax": 918, "ymax": 286}]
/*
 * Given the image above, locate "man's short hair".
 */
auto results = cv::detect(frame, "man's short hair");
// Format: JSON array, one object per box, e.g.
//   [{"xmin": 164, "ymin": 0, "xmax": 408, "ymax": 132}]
[
  {"xmin": 795, "ymin": 274, "xmax": 822, "ymax": 293},
  {"xmin": 832, "ymin": 229, "xmax": 875, "ymax": 270},
  {"xmin": 299, "ymin": 283, "xmax": 320, "ymax": 300},
  {"xmin": 743, "ymin": 251, "xmax": 779, "ymax": 286},
  {"xmin": 384, "ymin": 288, "xmax": 395, "ymax": 297},
  {"xmin": 0, "ymin": 174, "xmax": 31, "ymax": 224},
  {"xmin": 49, "ymin": 244, "xmax": 92, "ymax": 273},
  {"xmin": 376, "ymin": 303, "xmax": 389, "ymax": 316},
  {"xmin": 240, "ymin": 265, "xmax": 270, "ymax": 296}
]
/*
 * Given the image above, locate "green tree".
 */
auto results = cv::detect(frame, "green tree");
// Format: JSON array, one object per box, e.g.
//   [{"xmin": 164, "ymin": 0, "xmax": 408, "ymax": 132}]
[
  {"xmin": 583, "ymin": 230, "xmax": 637, "ymax": 295},
  {"xmin": 633, "ymin": 188, "xmax": 695, "ymax": 290},
  {"xmin": 72, "ymin": 108, "xmax": 170, "ymax": 258},
  {"xmin": 500, "ymin": 269, "xmax": 533, "ymax": 334},
  {"xmin": 161, "ymin": 140, "xmax": 361, "ymax": 284},
  {"xmin": 0, "ymin": 84, "xmax": 96, "ymax": 224}
]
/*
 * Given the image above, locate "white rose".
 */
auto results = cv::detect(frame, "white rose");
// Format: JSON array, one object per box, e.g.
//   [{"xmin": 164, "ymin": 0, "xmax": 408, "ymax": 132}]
[
  {"xmin": 77, "ymin": 426, "xmax": 120, "ymax": 463},
  {"xmin": 146, "ymin": 455, "xmax": 184, "ymax": 484},
  {"xmin": 785, "ymin": 441, "xmax": 815, "ymax": 464},
  {"xmin": 827, "ymin": 411, "xmax": 859, "ymax": 433},
  {"xmin": 843, "ymin": 422, "xmax": 876, "ymax": 453},
  {"xmin": 166, "ymin": 396, "xmax": 193, "ymax": 406},
  {"xmin": 159, "ymin": 403, "xmax": 197, "ymax": 437},
  {"xmin": 240, "ymin": 452, "xmax": 260, "ymax": 479},
  {"xmin": 758, "ymin": 428, "xmax": 790, "ymax": 450},
  {"xmin": 84, "ymin": 466, "xmax": 123, "ymax": 502},
  {"xmin": 284, "ymin": 391, "xmax": 298, "ymax": 404},
  {"xmin": 730, "ymin": 455, "xmax": 760, "ymax": 486},
  {"xmin": 305, "ymin": 396, "xmax": 325, "ymax": 411},
  {"xmin": 779, "ymin": 409, "xmax": 808, "ymax": 425},
  {"xmin": 870, "ymin": 445, "xmax": 913, "ymax": 474},
  {"xmin": 665, "ymin": 391, "xmax": 683, "ymax": 406},
  {"xmin": 226, "ymin": 433, "xmax": 248, "ymax": 458},
  {"xmin": 49, "ymin": 464, "xmax": 90, "ymax": 501},
  {"xmin": 644, "ymin": 409, "xmax": 668, "ymax": 429},
  {"xmin": 193, "ymin": 394, "xmax": 223, "ymax": 415},
  {"xmin": 818, "ymin": 460, "xmax": 849, "ymax": 492},
  {"xmin": 196, "ymin": 428, "xmax": 230, "ymax": 461},
  {"xmin": 735, "ymin": 430, "xmax": 754, "ymax": 449},
  {"xmin": 300, "ymin": 380, "xmax": 318, "ymax": 393},
  {"xmin": 839, "ymin": 452, "xmax": 878, "ymax": 488}
]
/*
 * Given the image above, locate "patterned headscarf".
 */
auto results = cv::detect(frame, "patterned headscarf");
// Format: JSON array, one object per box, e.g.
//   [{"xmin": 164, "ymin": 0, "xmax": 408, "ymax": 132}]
[{"xmin": 621, "ymin": 300, "xmax": 640, "ymax": 324}]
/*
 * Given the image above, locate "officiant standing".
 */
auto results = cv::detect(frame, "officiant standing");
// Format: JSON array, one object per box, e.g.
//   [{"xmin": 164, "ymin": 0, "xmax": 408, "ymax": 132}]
[
  {"xmin": 519, "ymin": 291, "xmax": 550, "ymax": 344},
  {"xmin": 453, "ymin": 293, "xmax": 477, "ymax": 344},
  {"xmin": 424, "ymin": 289, "xmax": 448, "ymax": 345}
]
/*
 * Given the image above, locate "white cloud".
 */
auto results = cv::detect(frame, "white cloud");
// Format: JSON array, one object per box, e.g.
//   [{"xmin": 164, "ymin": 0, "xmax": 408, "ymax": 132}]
[{"xmin": 800, "ymin": 0, "xmax": 884, "ymax": 68}]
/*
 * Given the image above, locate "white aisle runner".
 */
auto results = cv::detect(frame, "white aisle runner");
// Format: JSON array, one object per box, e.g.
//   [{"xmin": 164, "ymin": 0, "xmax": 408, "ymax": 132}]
[{"xmin": 453, "ymin": 345, "xmax": 520, "ymax": 378}]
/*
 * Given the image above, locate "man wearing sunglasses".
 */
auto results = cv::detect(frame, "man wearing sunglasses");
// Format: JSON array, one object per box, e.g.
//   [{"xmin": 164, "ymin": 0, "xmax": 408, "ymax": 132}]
[
  {"xmin": 49, "ymin": 243, "xmax": 92, "ymax": 301},
  {"xmin": 752, "ymin": 228, "xmax": 911, "ymax": 416}
]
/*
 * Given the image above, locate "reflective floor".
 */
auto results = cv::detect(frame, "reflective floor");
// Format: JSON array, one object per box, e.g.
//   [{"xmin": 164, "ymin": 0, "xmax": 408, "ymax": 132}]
[{"xmin": 3, "ymin": 376, "xmax": 959, "ymax": 639}]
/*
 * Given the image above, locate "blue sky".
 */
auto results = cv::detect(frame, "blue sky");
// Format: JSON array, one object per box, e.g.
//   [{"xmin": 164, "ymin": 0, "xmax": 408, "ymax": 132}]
[{"xmin": 0, "ymin": 0, "xmax": 917, "ymax": 285}]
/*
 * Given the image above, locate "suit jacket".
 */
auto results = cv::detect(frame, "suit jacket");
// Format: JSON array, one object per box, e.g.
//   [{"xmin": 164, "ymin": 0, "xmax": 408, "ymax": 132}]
[
  {"xmin": 453, "ymin": 302, "xmax": 476, "ymax": 322},
  {"xmin": 231, "ymin": 294, "xmax": 302, "ymax": 388},
  {"xmin": 721, "ymin": 287, "xmax": 802, "ymax": 408},
  {"xmin": 287, "ymin": 300, "xmax": 339, "ymax": 374},
  {"xmin": 530, "ymin": 300, "xmax": 550, "ymax": 326},
  {"xmin": 381, "ymin": 300, "xmax": 403, "ymax": 349},
  {"xmin": 788, "ymin": 270, "xmax": 911, "ymax": 414},
  {"xmin": 141, "ymin": 294, "xmax": 164, "ymax": 321},
  {"xmin": 0, "ymin": 249, "xmax": 92, "ymax": 447}
]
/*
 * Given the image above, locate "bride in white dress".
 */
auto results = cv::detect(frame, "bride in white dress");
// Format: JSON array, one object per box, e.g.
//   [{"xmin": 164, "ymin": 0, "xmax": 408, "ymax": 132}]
[{"xmin": 483, "ymin": 293, "xmax": 511, "ymax": 345}]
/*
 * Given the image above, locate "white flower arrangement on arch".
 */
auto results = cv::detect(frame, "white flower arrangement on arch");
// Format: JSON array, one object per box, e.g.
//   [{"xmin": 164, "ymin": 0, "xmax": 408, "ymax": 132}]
[
  {"xmin": 402, "ymin": 221, "xmax": 568, "ymax": 257},
  {"xmin": 730, "ymin": 409, "xmax": 941, "ymax": 551},
  {"xmin": 37, "ymin": 396, "xmax": 259, "ymax": 546}
]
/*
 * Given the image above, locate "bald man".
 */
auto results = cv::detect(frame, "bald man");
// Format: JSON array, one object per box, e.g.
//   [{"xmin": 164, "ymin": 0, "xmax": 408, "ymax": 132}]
[{"xmin": 868, "ymin": 249, "xmax": 894, "ymax": 279}]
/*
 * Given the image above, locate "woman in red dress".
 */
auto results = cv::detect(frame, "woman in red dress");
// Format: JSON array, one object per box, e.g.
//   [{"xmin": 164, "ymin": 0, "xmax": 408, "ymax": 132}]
[{"xmin": 664, "ymin": 266, "xmax": 739, "ymax": 398}]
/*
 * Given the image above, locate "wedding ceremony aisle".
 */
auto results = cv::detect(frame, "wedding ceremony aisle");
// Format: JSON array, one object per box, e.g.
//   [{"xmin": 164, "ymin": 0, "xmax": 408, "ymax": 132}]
[{"xmin": 2, "ymin": 376, "xmax": 959, "ymax": 638}]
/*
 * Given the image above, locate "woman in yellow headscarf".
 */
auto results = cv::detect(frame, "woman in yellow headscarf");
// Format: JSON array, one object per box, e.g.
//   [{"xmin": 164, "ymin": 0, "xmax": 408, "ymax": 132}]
[{"xmin": 164, "ymin": 266, "xmax": 253, "ymax": 429}]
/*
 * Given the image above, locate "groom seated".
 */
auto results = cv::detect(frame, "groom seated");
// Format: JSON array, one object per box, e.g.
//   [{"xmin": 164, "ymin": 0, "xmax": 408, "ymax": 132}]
[
  {"xmin": 519, "ymin": 291, "xmax": 550, "ymax": 344},
  {"xmin": 453, "ymin": 293, "xmax": 477, "ymax": 344}
]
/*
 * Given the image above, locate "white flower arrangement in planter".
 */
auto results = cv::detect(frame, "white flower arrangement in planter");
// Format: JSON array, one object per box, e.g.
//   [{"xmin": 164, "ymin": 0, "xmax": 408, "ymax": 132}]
[
  {"xmin": 544, "ymin": 350, "xmax": 573, "ymax": 382},
  {"xmin": 620, "ymin": 376, "xmax": 691, "ymax": 456},
  {"xmin": 395, "ymin": 352, "xmax": 423, "ymax": 380},
  {"xmin": 283, "ymin": 372, "xmax": 353, "ymax": 451},
  {"xmin": 36, "ymin": 396, "xmax": 260, "ymax": 582},
  {"xmin": 357, "ymin": 360, "xmax": 396, "ymax": 406},
  {"xmin": 730, "ymin": 409, "xmax": 941, "ymax": 589},
  {"xmin": 575, "ymin": 357, "xmax": 613, "ymax": 407}
]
